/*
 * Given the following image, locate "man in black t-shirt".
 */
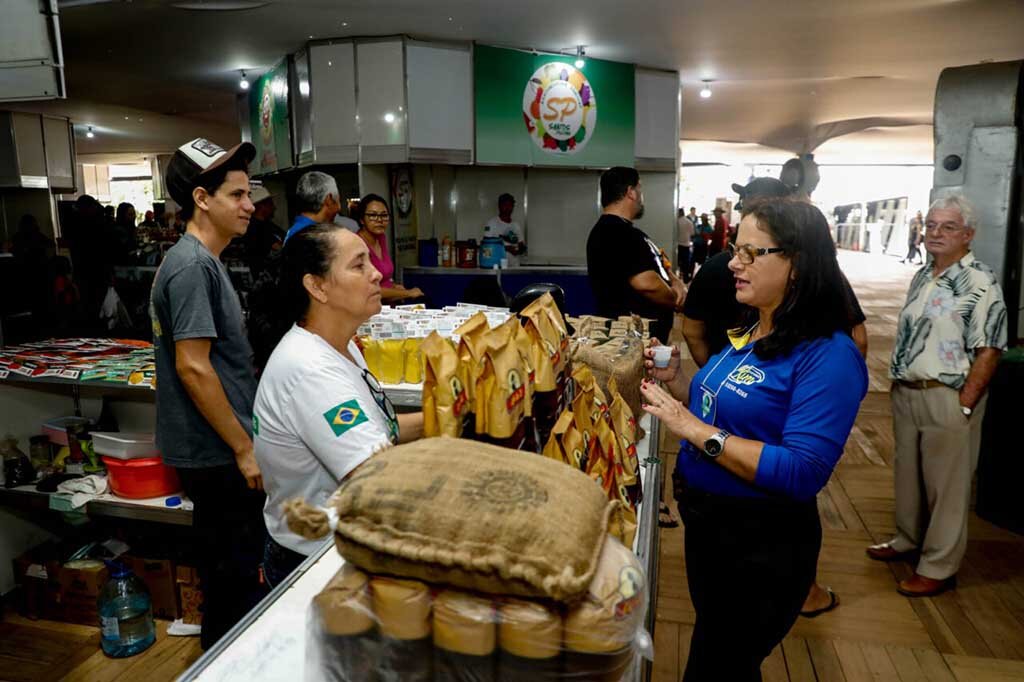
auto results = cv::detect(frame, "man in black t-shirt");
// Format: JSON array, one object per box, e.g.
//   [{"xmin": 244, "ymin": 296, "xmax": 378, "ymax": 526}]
[{"xmin": 587, "ymin": 167, "xmax": 685, "ymax": 341}]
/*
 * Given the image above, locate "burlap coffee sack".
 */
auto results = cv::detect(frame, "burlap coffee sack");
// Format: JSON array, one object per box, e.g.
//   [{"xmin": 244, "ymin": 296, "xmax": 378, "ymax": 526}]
[
  {"xmin": 571, "ymin": 335, "xmax": 645, "ymax": 423},
  {"xmin": 564, "ymin": 535, "xmax": 646, "ymax": 654},
  {"xmin": 422, "ymin": 332, "xmax": 470, "ymax": 438},
  {"xmin": 313, "ymin": 564, "xmax": 376, "ymax": 636},
  {"xmin": 287, "ymin": 437, "xmax": 620, "ymax": 602}
]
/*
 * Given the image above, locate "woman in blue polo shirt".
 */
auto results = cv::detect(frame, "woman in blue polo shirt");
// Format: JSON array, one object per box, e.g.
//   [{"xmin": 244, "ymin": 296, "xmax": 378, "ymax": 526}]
[{"xmin": 642, "ymin": 197, "xmax": 867, "ymax": 681}]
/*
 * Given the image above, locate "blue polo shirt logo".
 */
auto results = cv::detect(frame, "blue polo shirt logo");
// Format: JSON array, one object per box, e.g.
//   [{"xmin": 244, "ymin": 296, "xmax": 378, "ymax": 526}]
[{"xmin": 728, "ymin": 365, "xmax": 766, "ymax": 386}]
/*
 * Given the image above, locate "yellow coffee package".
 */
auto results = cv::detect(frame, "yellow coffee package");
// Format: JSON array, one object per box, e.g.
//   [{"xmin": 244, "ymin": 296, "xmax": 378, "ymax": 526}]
[
  {"xmin": 564, "ymin": 536, "xmax": 646, "ymax": 681},
  {"xmin": 510, "ymin": 321, "xmax": 537, "ymax": 417},
  {"xmin": 378, "ymin": 337, "xmax": 407, "ymax": 385},
  {"xmin": 433, "ymin": 590, "xmax": 497, "ymax": 681},
  {"xmin": 456, "ymin": 312, "xmax": 491, "ymax": 406},
  {"xmin": 498, "ymin": 599, "xmax": 562, "ymax": 678},
  {"xmin": 562, "ymin": 419, "xmax": 589, "ymax": 472},
  {"xmin": 403, "ymin": 337, "xmax": 424, "ymax": 384},
  {"xmin": 542, "ymin": 410, "xmax": 574, "ymax": 466},
  {"xmin": 608, "ymin": 377, "xmax": 641, "ymax": 506},
  {"xmin": 520, "ymin": 297, "xmax": 562, "ymax": 392},
  {"xmin": 422, "ymin": 332, "xmax": 470, "ymax": 438},
  {"xmin": 609, "ymin": 505, "xmax": 638, "ymax": 549},
  {"xmin": 360, "ymin": 337, "xmax": 382, "ymax": 378},
  {"xmin": 475, "ymin": 320, "xmax": 528, "ymax": 447}
]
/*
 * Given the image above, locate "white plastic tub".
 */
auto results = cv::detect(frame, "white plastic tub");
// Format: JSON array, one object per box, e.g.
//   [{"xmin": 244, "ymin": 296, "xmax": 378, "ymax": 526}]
[{"xmin": 91, "ymin": 432, "xmax": 159, "ymax": 460}]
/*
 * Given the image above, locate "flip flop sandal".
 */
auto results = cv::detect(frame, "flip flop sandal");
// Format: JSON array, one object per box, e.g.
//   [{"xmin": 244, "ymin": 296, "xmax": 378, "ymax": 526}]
[
  {"xmin": 800, "ymin": 587, "xmax": 839, "ymax": 618},
  {"xmin": 658, "ymin": 502, "xmax": 679, "ymax": 528}
]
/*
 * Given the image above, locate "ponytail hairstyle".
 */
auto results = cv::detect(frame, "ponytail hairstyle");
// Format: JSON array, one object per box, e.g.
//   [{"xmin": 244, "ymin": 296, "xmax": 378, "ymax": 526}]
[{"xmin": 248, "ymin": 222, "xmax": 342, "ymax": 372}]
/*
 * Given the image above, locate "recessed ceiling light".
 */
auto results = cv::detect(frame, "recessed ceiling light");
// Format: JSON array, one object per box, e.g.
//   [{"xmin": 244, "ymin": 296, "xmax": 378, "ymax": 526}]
[
  {"xmin": 124, "ymin": 116, "xmax": 129, "ymax": 120},
  {"xmin": 239, "ymin": 70, "xmax": 249, "ymax": 90},
  {"xmin": 574, "ymin": 46, "xmax": 586, "ymax": 69},
  {"xmin": 171, "ymin": 1, "xmax": 270, "ymax": 10},
  {"xmin": 383, "ymin": 112, "xmax": 396, "ymax": 124},
  {"xmin": 86, "ymin": 126, "xmax": 95, "ymax": 138},
  {"xmin": 699, "ymin": 81, "xmax": 713, "ymax": 99}
]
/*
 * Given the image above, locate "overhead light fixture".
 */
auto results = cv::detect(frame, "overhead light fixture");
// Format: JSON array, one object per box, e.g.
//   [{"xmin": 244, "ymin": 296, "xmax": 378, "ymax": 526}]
[
  {"xmin": 86, "ymin": 126, "xmax": 95, "ymax": 138},
  {"xmin": 699, "ymin": 81, "xmax": 713, "ymax": 99},
  {"xmin": 383, "ymin": 112, "xmax": 396, "ymax": 124},
  {"xmin": 574, "ymin": 46, "xmax": 586, "ymax": 69},
  {"xmin": 239, "ymin": 70, "xmax": 249, "ymax": 90}
]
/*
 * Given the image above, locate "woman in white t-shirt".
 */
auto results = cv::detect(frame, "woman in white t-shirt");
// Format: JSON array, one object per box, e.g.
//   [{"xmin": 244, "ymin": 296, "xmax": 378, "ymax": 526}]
[{"xmin": 248, "ymin": 222, "xmax": 425, "ymax": 586}]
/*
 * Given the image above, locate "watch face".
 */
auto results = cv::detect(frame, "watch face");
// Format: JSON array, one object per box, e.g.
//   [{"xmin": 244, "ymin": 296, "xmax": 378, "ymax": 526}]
[{"xmin": 704, "ymin": 438, "xmax": 723, "ymax": 456}]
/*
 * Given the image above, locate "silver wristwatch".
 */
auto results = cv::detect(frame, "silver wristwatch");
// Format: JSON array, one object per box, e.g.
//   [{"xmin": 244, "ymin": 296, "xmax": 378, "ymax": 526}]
[{"xmin": 703, "ymin": 429, "xmax": 730, "ymax": 458}]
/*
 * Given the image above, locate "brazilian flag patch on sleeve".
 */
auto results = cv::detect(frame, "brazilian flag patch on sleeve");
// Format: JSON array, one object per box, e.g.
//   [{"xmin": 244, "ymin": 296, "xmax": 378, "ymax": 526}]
[{"xmin": 323, "ymin": 400, "xmax": 368, "ymax": 437}]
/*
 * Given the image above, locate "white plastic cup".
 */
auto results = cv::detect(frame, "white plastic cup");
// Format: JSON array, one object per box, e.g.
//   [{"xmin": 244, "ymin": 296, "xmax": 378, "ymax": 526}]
[
  {"xmin": 500, "ymin": 257, "xmax": 508, "ymax": 268},
  {"xmin": 652, "ymin": 345, "xmax": 673, "ymax": 368}
]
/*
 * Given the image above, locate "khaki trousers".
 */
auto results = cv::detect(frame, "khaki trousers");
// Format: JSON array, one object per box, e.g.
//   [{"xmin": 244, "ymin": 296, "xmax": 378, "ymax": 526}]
[{"xmin": 890, "ymin": 384, "xmax": 987, "ymax": 580}]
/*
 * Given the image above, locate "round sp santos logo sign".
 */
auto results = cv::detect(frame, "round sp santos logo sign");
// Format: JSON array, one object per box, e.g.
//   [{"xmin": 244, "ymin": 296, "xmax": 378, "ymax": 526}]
[{"xmin": 522, "ymin": 62, "xmax": 596, "ymax": 154}]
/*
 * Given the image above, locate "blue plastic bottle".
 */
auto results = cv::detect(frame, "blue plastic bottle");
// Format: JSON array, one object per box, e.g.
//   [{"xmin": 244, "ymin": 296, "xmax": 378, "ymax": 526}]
[{"xmin": 97, "ymin": 562, "xmax": 156, "ymax": 657}]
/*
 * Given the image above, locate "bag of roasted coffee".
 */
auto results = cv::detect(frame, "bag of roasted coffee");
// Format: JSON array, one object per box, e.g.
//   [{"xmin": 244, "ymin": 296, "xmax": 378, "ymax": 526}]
[
  {"xmin": 309, "ymin": 565, "xmax": 380, "ymax": 682},
  {"xmin": 422, "ymin": 332, "xmax": 471, "ymax": 438},
  {"xmin": 474, "ymin": 320, "xmax": 528, "ymax": 449},
  {"xmin": 541, "ymin": 410, "xmax": 574, "ymax": 467}
]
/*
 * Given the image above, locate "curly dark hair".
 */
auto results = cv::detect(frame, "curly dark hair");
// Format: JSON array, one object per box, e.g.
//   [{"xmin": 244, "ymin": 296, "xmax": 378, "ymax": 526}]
[{"xmin": 737, "ymin": 197, "xmax": 853, "ymax": 359}]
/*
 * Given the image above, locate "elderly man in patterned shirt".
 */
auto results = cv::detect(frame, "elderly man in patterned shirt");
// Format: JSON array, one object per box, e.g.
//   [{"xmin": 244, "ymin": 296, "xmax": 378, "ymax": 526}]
[{"xmin": 867, "ymin": 194, "xmax": 1007, "ymax": 597}]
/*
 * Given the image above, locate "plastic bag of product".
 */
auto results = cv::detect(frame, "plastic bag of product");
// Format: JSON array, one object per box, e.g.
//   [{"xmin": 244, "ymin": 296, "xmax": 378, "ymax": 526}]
[
  {"xmin": 307, "ymin": 536, "xmax": 651, "ymax": 682},
  {"xmin": 403, "ymin": 337, "xmax": 424, "ymax": 384},
  {"xmin": 422, "ymin": 332, "xmax": 471, "ymax": 438},
  {"xmin": 541, "ymin": 411, "xmax": 574, "ymax": 466},
  {"xmin": 474, "ymin": 320, "xmax": 528, "ymax": 449},
  {"xmin": 360, "ymin": 337, "xmax": 383, "ymax": 380},
  {"xmin": 608, "ymin": 378, "xmax": 641, "ymax": 508},
  {"xmin": 378, "ymin": 337, "xmax": 407, "ymax": 385}
]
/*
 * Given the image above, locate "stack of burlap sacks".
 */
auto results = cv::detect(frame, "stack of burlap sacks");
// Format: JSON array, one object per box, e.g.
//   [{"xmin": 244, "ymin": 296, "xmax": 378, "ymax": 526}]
[{"xmin": 286, "ymin": 437, "xmax": 650, "ymax": 682}]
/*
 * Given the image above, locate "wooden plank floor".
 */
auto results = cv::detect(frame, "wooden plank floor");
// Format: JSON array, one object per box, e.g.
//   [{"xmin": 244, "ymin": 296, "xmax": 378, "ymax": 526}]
[{"xmin": 654, "ymin": 251, "xmax": 1024, "ymax": 682}]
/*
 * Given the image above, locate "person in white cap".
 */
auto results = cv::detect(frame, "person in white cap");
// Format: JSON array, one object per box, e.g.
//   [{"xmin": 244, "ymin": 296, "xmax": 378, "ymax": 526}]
[
  {"xmin": 240, "ymin": 184, "xmax": 284, "ymax": 274},
  {"xmin": 150, "ymin": 137, "xmax": 265, "ymax": 649}
]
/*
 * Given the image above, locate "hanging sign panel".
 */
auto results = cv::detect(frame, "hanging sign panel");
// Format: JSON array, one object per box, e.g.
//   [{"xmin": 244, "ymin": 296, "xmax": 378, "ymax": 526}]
[{"xmin": 475, "ymin": 45, "xmax": 634, "ymax": 167}]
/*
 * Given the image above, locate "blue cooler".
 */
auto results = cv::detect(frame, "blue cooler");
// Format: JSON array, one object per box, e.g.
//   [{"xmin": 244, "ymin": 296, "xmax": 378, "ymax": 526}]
[{"xmin": 479, "ymin": 236, "xmax": 506, "ymax": 268}]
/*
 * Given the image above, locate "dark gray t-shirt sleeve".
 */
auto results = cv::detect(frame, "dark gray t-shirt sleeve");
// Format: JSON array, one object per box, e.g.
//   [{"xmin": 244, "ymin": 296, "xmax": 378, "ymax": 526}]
[{"xmin": 167, "ymin": 262, "xmax": 219, "ymax": 341}]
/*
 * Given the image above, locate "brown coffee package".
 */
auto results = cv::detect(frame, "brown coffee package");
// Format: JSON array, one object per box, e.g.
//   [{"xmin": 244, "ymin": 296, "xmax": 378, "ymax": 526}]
[
  {"xmin": 371, "ymin": 576, "xmax": 433, "ymax": 682},
  {"xmin": 564, "ymin": 536, "xmax": 646, "ymax": 681},
  {"xmin": 433, "ymin": 590, "xmax": 497, "ymax": 682},
  {"xmin": 498, "ymin": 599, "xmax": 563, "ymax": 681},
  {"xmin": 562, "ymin": 420, "xmax": 588, "ymax": 473},
  {"xmin": 287, "ymin": 437, "xmax": 618, "ymax": 602},
  {"xmin": 312, "ymin": 565, "xmax": 380, "ymax": 682},
  {"xmin": 521, "ymin": 294, "xmax": 569, "ymax": 445},
  {"xmin": 541, "ymin": 410, "xmax": 574, "ymax": 466},
  {"xmin": 422, "ymin": 332, "xmax": 471, "ymax": 438},
  {"xmin": 475, "ymin": 319, "xmax": 528, "ymax": 448},
  {"xmin": 457, "ymin": 313, "xmax": 491, "ymax": 405}
]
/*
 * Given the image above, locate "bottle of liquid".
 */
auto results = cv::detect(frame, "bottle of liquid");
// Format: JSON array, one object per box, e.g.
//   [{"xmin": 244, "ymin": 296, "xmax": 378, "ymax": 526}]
[
  {"xmin": 441, "ymin": 234, "xmax": 453, "ymax": 267},
  {"xmin": 98, "ymin": 562, "xmax": 156, "ymax": 658}
]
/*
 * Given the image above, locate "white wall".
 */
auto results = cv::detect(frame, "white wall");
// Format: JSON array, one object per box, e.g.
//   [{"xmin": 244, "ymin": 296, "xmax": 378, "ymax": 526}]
[{"xmin": 453, "ymin": 166, "xmax": 525, "ymax": 241}]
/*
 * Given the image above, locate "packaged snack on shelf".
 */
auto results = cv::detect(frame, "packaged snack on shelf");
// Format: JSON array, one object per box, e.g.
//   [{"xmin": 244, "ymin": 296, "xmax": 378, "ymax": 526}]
[{"xmin": 422, "ymin": 333, "xmax": 470, "ymax": 438}]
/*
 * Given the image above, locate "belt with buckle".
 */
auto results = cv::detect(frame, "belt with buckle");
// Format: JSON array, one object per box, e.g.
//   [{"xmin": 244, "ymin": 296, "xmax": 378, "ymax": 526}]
[{"xmin": 894, "ymin": 379, "xmax": 947, "ymax": 390}]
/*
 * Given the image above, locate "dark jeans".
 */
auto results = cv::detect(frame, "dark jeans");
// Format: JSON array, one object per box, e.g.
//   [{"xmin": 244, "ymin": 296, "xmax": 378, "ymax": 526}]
[
  {"xmin": 262, "ymin": 535, "xmax": 307, "ymax": 589},
  {"xmin": 676, "ymin": 245, "xmax": 693, "ymax": 282},
  {"xmin": 177, "ymin": 463, "xmax": 268, "ymax": 650},
  {"xmin": 673, "ymin": 472, "xmax": 821, "ymax": 682}
]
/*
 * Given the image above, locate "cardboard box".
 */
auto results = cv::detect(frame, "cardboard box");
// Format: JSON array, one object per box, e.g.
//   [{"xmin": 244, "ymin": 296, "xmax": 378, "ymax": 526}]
[
  {"xmin": 12, "ymin": 553, "xmax": 62, "ymax": 621},
  {"xmin": 124, "ymin": 556, "xmax": 179, "ymax": 620},
  {"xmin": 57, "ymin": 560, "xmax": 109, "ymax": 626},
  {"xmin": 176, "ymin": 564, "xmax": 202, "ymax": 625}
]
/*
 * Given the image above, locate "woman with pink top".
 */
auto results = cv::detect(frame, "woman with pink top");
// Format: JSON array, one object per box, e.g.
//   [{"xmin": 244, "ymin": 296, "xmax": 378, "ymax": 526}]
[{"xmin": 355, "ymin": 193, "xmax": 426, "ymax": 304}]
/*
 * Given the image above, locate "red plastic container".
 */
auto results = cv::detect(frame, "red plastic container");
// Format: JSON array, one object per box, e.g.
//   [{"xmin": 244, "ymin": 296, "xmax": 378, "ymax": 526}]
[{"xmin": 101, "ymin": 456, "xmax": 181, "ymax": 499}]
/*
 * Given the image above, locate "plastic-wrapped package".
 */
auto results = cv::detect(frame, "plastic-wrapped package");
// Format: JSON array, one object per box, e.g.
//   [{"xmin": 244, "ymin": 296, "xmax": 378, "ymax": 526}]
[
  {"xmin": 434, "ymin": 590, "xmax": 497, "ymax": 682},
  {"xmin": 372, "ymin": 576, "xmax": 433, "ymax": 682},
  {"xmin": 306, "ymin": 536, "xmax": 651, "ymax": 682}
]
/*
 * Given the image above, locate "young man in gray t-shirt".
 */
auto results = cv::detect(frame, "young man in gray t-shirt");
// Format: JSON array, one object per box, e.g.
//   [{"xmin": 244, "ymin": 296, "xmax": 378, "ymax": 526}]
[{"xmin": 150, "ymin": 137, "xmax": 263, "ymax": 649}]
